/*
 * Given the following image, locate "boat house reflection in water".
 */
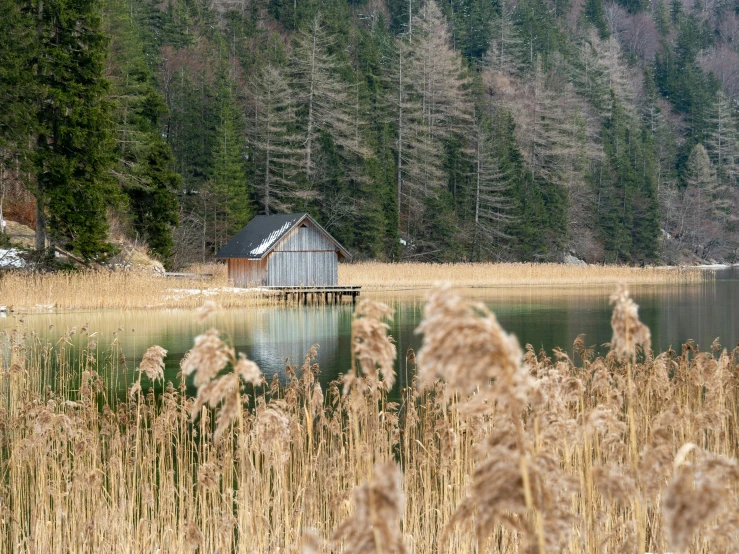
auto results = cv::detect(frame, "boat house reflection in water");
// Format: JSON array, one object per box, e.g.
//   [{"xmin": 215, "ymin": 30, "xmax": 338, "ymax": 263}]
[{"xmin": 244, "ymin": 306, "xmax": 344, "ymax": 381}]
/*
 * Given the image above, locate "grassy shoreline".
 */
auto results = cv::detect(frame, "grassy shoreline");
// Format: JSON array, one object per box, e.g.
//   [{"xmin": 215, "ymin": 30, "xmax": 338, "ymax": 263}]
[
  {"xmin": 341, "ymin": 261, "xmax": 709, "ymax": 291},
  {"xmin": 0, "ymin": 261, "xmax": 708, "ymax": 311}
]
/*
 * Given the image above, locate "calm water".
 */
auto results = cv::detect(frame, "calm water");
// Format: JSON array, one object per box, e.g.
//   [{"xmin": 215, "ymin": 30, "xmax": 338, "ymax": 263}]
[{"xmin": 2, "ymin": 267, "xmax": 737, "ymax": 394}]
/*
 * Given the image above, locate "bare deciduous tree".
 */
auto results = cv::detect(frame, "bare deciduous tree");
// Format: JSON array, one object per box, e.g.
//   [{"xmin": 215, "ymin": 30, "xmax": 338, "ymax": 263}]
[
  {"xmin": 390, "ymin": 1, "xmax": 471, "ymax": 242},
  {"xmin": 706, "ymin": 91, "xmax": 739, "ymax": 188},
  {"xmin": 291, "ymin": 15, "xmax": 368, "ymax": 184},
  {"xmin": 468, "ymin": 119, "xmax": 514, "ymax": 259},
  {"xmin": 679, "ymin": 144, "xmax": 726, "ymax": 258},
  {"xmin": 249, "ymin": 65, "xmax": 302, "ymax": 214}
]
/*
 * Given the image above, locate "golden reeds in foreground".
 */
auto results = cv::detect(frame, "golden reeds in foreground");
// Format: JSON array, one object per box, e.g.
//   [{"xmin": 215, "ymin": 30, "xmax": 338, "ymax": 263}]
[{"xmin": 2, "ymin": 288, "xmax": 739, "ymax": 553}]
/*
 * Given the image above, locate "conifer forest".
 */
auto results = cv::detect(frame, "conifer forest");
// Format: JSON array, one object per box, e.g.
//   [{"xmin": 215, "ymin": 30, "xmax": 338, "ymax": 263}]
[{"xmin": 1, "ymin": 0, "xmax": 738, "ymax": 267}]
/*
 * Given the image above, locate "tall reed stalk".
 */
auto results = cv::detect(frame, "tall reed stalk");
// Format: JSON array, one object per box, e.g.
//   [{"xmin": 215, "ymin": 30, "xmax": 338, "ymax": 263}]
[{"xmin": 0, "ymin": 286, "xmax": 737, "ymax": 553}]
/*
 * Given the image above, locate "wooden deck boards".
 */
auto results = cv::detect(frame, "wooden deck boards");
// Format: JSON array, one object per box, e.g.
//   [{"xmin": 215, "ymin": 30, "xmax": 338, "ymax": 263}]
[{"xmin": 261, "ymin": 285, "xmax": 361, "ymax": 304}]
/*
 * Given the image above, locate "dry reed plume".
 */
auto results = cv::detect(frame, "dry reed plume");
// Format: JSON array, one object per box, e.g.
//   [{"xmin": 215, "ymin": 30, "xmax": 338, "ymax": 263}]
[
  {"xmin": 331, "ymin": 461, "xmax": 407, "ymax": 554},
  {"xmin": 138, "ymin": 345, "xmax": 167, "ymax": 382},
  {"xmin": 182, "ymin": 315, "xmax": 264, "ymax": 440},
  {"xmin": 1, "ymin": 288, "xmax": 739, "ymax": 553},
  {"xmin": 350, "ymin": 299, "xmax": 397, "ymax": 391}
]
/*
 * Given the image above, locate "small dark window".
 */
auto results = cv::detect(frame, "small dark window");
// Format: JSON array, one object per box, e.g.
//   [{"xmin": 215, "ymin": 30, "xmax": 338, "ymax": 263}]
[{"xmin": 300, "ymin": 223, "xmax": 308, "ymax": 228}]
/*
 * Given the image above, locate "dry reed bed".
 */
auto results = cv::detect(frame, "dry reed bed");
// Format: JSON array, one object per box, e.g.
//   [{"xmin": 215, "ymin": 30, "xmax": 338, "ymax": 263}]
[
  {"xmin": 0, "ymin": 265, "xmax": 263, "ymax": 311},
  {"xmin": 340, "ymin": 261, "xmax": 708, "ymax": 290},
  {"xmin": 0, "ymin": 261, "xmax": 707, "ymax": 311},
  {"xmin": 1, "ymin": 288, "xmax": 738, "ymax": 553}
]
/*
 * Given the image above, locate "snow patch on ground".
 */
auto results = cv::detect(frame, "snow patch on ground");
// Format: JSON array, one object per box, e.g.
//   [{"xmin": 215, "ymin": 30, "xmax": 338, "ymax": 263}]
[
  {"xmin": 563, "ymin": 254, "xmax": 587, "ymax": 266},
  {"xmin": 0, "ymin": 249, "xmax": 26, "ymax": 269},
  {"xmin": 163, "ymin": 287, "xmax": 264, "ymax": 301},
  {"xmin": 695, "ymin": 263, "xmax": 739, "ymax": 269},
  {"xmin": 249, "ymin": 221, "xmax": 292, "ymax": 256}
]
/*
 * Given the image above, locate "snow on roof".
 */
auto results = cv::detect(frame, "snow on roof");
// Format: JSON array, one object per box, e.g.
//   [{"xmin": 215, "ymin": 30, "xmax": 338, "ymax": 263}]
[
  {"xmin": 215, "ymin": 213, "xmax": 305, "ymax": 260},
  {"xmin": 215, "ymin": 213, "xmax": 351, "ymax": 260},
  {"xmin": 249, "ymin": 221, "xmax": 292, "ymax": 256}
]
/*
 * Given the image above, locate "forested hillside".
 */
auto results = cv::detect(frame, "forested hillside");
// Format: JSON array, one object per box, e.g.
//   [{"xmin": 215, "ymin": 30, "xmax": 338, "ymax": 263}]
[{"xmin": 1, "ymin": 0, "xmax": 738, "ymax": 266}]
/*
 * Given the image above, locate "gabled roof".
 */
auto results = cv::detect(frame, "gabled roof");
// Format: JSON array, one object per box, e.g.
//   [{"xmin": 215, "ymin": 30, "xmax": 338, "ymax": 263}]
[{"xmin": 215, "ymin": 213, "xmax": 351, "ymax": 260}]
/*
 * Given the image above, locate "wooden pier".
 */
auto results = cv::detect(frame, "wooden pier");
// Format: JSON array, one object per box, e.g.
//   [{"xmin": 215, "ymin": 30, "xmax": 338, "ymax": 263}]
[
  {"xmin": 164, "ymin": 272, "xmax": 214, "ymax": 281},
  {"xmin": 263, "ymin": 285, "xmax": 361, "ymax": 304}
]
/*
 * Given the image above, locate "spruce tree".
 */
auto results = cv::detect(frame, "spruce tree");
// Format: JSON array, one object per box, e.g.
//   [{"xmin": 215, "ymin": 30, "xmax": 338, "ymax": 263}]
[
  {"xmin": 212, "ymin": 91, "xmax": 252, "ymax": 249},
  {"xmin": 584, "ymin": 0, "xmax": 610, "ymax": 39},
  {"xmin": 31, "ymin": 0, "xmax": 116, "ymax": 260},
  {"xmin": 104, "ymin": 0, "xmax": 181, "ymax": 262},
  {"xmin": 0, "ymin": 1, "xmax": 34, "ymax": 154}
]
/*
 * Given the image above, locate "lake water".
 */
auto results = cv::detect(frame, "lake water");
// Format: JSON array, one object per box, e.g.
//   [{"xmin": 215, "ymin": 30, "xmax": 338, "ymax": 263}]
[{"xmin": 2, "ymin": 267, "xmax": 737, "ymax": 395}]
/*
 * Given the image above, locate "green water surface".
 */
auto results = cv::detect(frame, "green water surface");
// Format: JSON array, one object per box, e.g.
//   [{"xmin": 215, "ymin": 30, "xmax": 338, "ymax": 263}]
[{"xmin": 2, "ymin": 267, "xmax": 737, "ymax": 395}]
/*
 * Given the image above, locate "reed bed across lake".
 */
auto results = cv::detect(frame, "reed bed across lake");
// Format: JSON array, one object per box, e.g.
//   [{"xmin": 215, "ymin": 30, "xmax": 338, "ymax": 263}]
[
  {"xmin": 0, "ymin": 265, "xmax": 255, "ymax": 311},
  {"xmin": 2, "ymin": 286, "xmax": 738, "ymax": 553},
  {"xmin": 341, "ymin": 261, "xmax": 708, "ymax": 290},
  {"xmin": 0, "ymin": 261, "xmax": 708, "ymax": 311}
]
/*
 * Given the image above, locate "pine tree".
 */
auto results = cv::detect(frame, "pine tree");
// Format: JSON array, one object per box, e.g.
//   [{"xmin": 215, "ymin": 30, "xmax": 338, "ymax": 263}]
[
  {"xmin": 161, "ymin": 45, "xmax": 220, "ymax": 193},
  {"xmin": 440, "ymin": 0, "xmax": 496, "ymax": 61},
  {"xmin": 127, "ymin": 142, "xmax": 181, "ymax": 260},
  {"xmin": 575, "ymin": 36, "xmax": 635, "ymax": 119},
  {"xmin": 75, "ymin": 0, "xmax": 739, "ymax": 265},
  {"xmin": 599, "ymin": 97, "xmax": 636, "ymax": 262},
  {"xmin": 31, "ymin": 0, "xmax": 117, "ymax": 260},
  {"xmin": 391, "ymin": 1, "xmax": 471, "ymax": 249},
  {"xmin": 0, "ymin": 0, "xmax": 34, "ymax": 154},
  {"xmin": 630, "ymin": 127, "xmax": 661, "ymax": 262},
  {"xmin": 653, "ymin": 0, "xmax": 671, "ymax": 35},
  {"xmin": 654, "ymin": 17, "xmax": 720, "ymax": 149},
  {"xmin": 642, "ymin": 69, "xmax": 680, "ymax": 247},
  {"xmin": 600, "ymin": 93, "xmax": 660, "ymax": 262}
]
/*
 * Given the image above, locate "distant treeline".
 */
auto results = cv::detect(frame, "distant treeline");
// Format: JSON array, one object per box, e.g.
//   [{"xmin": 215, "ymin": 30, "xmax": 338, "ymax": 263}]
[{"xmin": 1, "ymin": 0, "xmax": 738, "ymax": 267}]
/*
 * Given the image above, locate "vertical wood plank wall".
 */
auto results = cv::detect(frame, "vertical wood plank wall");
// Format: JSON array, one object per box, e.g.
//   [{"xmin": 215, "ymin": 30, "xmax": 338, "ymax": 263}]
[
  {"xmin": 273, "ymin": 222, "xmax": 335, "ymax": 252},
  {"xmin": 228, "ymin": 258, "xmax": 268, "ymax": 287},
  {"xmin": 267, "ymin": 252, "xmax": 338, "ymax": 286},
  {"xmin": 227, "ymin": 220, "xmax": 340, "ymax": 287}
]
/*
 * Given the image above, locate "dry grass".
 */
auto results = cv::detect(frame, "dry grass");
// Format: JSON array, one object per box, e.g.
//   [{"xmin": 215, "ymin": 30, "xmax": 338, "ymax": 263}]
[
  {"xmin": 0, "ymin": 264, "xmax": 260, "ymax": 310},
  {"xmin": 2, "ymin": 286, "xmax": 739, "ymax": 553},
  {"xmin": 3, "ymin": 220, "xmax": 36, "ymax": 248},
  {"xmin": 0, "ymin": 261, "xmax": 707, "ymax": 311},
  {"xmin": 340, "ymin": 261, "xmax": 708, "ymax": 290}
]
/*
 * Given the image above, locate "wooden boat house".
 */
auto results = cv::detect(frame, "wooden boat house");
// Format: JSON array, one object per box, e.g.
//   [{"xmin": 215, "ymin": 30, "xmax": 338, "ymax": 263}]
[{"xmin": 216, "ymin": 213, "xmax": 351, "ymax": 288}]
